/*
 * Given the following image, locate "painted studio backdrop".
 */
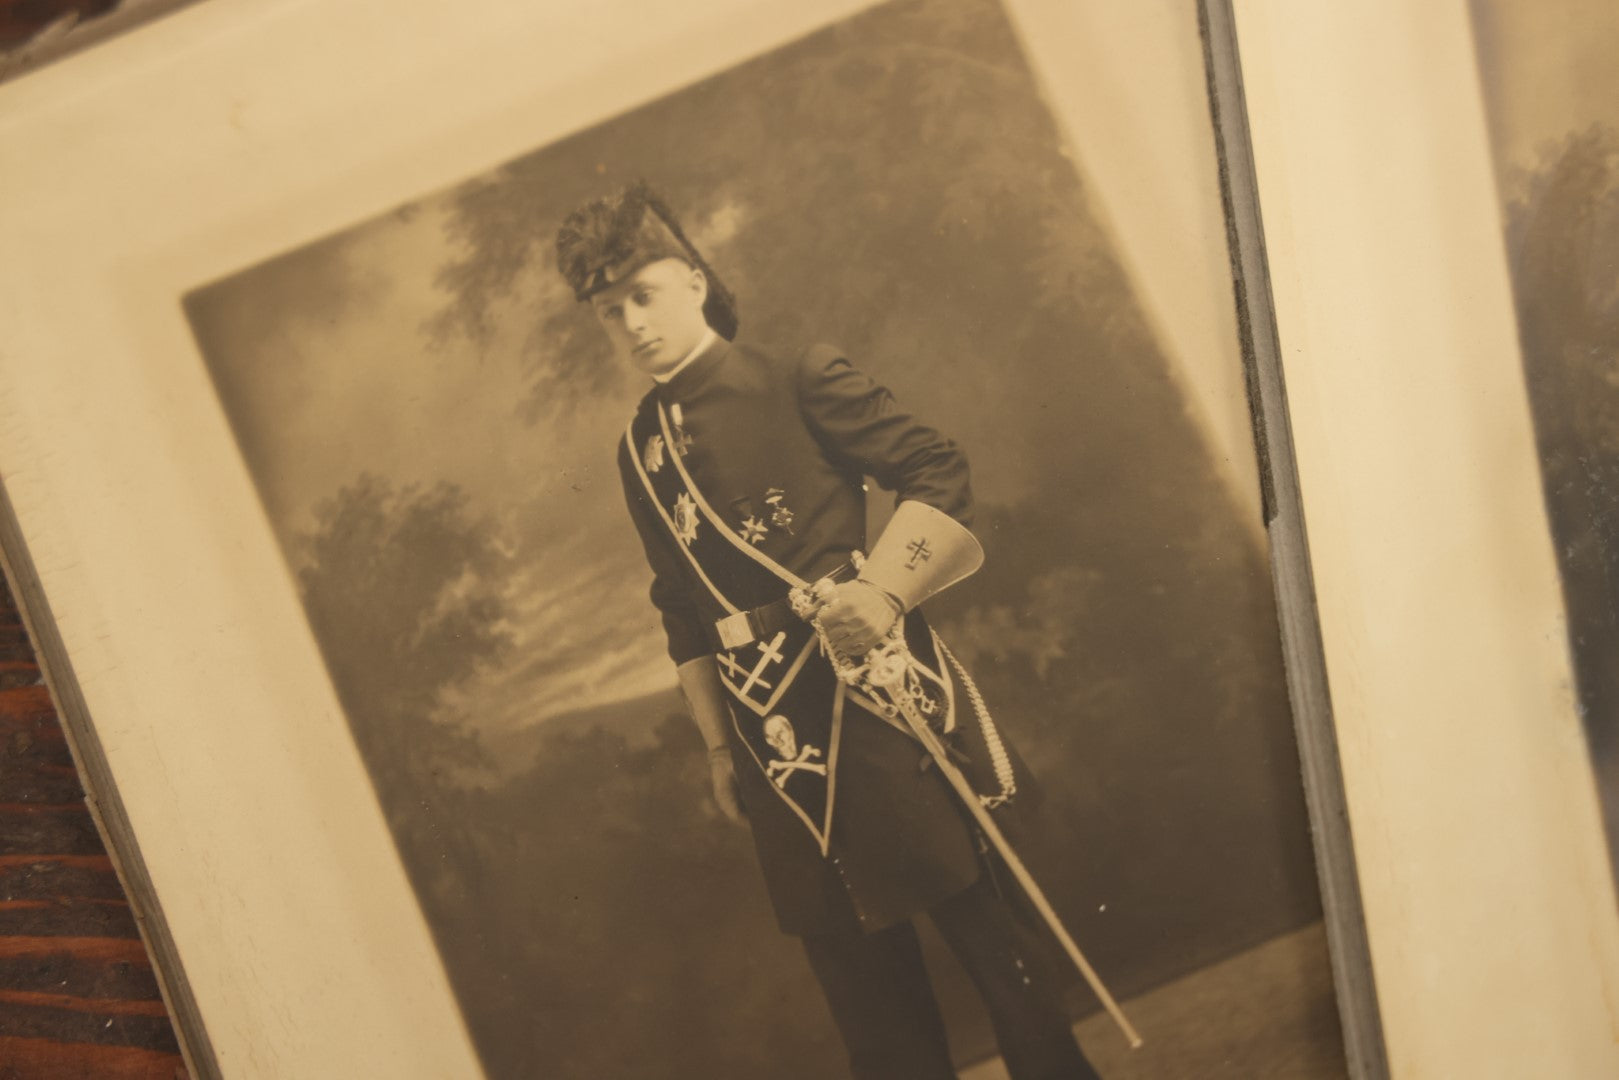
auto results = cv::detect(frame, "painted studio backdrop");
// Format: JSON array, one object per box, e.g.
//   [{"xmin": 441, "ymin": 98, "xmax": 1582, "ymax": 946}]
[{"xmin": 184, "ymin": 2, "xmax": 1342, "ymax": 1076}]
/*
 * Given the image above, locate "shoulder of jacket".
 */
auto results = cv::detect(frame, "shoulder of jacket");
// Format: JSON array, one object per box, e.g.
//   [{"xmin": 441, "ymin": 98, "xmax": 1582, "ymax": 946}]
[
  {"xmin": 619, "ymin": 390, "xmax": 659, "ymax": 448},
  {"xmin": 791, "ymin": 342, "xmax": 854, "ymax": 388},
  {"xmin": 627, "ymin": 385, "xmax": 660, "ymax": 421},
  {"xmin": 720, "ymin": 339, "xmax": 820, "ymax": 387}
]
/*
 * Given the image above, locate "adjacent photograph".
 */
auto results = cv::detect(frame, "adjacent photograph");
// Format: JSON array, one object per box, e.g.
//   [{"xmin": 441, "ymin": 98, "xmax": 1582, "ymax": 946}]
[
  {"xmin": 1471, "ymin": 0, "xmax": 1619, "ymax": 890},
  {"xmin": 182, "ymin": 1, "xmax": 1348, "ymax": 1075}
]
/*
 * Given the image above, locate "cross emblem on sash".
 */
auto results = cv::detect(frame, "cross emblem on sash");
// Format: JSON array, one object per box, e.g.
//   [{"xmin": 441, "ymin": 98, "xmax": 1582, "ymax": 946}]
[
  {"xmin": 906, "ymin": 537, "xmax": 933, "ymax": 569},
  {"xmin": 719, "ymin": 631, "xmax": 787, "ymax": 699}
]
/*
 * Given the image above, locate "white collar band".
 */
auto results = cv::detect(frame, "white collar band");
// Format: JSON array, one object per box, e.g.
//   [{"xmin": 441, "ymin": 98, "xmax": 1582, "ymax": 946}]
[{"xmin": 652, "ymin": 328, "xmax": 719, "ymax": 384}]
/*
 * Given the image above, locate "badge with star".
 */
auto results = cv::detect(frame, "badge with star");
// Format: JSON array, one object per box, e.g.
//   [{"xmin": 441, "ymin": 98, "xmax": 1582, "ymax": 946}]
[
  {"xmin": 673, "ymin": 492, "xmax": 700, "ymax": 545},
  {"xmin": 739, "ymin": 515, "xmax": 768, "ymax": 545},
  {"xmin": 643, "ymin": 434, "xmax": 666, "ymax": 474}
]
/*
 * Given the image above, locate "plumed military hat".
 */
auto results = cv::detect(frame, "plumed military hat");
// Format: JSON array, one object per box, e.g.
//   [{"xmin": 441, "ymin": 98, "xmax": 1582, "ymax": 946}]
[{"xmin": 555, "ymin": 181, "xmax": 739, "ymax": 341}]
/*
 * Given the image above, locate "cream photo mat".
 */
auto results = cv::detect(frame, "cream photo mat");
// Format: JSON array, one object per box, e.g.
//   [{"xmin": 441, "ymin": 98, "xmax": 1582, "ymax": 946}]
[
  {"xmin": 1232, "ymin": 2, "xmax": 1619, "ymax": 1078},
  {"xmin": 0, "ymin": 0, "xmax": 1301, "ymax": 1076}
]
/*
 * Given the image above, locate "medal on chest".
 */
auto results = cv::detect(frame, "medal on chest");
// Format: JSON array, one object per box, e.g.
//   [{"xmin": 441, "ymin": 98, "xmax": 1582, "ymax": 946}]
[{"xmin": 625, "ymin": 401, "xmax": 850, "ymax": 850}]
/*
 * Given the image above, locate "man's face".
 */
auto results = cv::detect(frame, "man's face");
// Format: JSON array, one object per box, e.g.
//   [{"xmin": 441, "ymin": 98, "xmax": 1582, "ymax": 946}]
[{"xmin": 589, "ymin": 257, "xmax": 711, "ymax": 377}]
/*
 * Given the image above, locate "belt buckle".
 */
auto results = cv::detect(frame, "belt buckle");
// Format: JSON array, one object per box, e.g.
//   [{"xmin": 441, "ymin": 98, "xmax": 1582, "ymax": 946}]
[{"xmin": 715, "ymin": 611, "xmax": 755, "ymax": 651}]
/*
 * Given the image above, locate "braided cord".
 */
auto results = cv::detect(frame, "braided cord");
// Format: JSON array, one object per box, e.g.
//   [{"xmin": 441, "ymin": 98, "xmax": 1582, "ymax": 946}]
[{"xmin": 936, "ymin": 638, "xmax": 1016, "ymax": 808}]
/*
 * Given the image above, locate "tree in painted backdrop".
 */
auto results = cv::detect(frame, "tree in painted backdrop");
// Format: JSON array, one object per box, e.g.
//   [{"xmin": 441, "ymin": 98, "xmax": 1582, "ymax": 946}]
[{"xmin": 296, "ymin": 475, "xmax": 512, "ymax": 911}]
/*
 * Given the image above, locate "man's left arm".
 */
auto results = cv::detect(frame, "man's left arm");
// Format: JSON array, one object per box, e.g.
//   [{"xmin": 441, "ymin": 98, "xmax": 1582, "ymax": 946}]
[
  {"xmin": 795, "ymin": 343, "xmax": 973, "ymax": 525},
  {"xmin": 795, "ymin": 345, "xmax": 982, "ymax": 650}
]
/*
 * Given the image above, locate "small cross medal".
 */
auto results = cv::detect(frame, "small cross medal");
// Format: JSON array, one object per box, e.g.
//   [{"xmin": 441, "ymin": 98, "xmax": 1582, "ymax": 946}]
[
  {"xmin": 764, "ymin": 487, "xmax": 794, "ymax": 534},
  {"xmin": 669, "ymin": 403, "xmax": 694, "ymax": 457}
]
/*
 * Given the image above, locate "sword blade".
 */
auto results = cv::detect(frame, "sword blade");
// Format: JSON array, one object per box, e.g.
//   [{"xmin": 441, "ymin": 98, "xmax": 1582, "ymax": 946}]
[{"xmin": 900, "ymin": 702, "xmax": 1144, "ymax": 1050}]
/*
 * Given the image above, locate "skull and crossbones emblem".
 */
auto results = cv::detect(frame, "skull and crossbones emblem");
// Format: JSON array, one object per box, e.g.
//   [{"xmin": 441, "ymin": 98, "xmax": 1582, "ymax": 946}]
[{"xmin": 762, "ymin": 715, "xmax": 826, "ymax": 788}]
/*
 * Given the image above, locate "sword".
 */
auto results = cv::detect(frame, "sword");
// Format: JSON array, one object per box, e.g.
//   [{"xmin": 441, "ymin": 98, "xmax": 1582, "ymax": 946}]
[{"xmin": 793, "ymin": 583, "xmax": 1145, "ymax": 1051}]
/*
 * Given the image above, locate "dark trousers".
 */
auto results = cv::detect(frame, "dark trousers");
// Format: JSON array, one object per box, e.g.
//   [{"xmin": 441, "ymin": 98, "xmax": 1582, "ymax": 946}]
[{"xmin": 801, "ymin": 876, "xmax": 1100, "ymax": 1080}]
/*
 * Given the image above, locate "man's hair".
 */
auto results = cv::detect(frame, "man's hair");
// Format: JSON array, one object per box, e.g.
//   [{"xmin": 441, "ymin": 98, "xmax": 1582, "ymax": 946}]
[{"xmin": 554, "ymin": 180, "xmax": 739, "ymax": 340}]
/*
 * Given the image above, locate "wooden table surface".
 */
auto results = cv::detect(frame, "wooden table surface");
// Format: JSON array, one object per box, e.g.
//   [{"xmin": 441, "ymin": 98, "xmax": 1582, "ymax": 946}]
[{"xmin": 0, "ymin": 582, "xmax": 187, "ymax": 1079}]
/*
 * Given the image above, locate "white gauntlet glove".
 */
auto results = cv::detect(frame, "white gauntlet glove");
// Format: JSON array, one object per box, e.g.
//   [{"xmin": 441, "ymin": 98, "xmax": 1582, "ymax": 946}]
[{"xmin": 857, "ymin": 500, "xmax": 984, "ymax": 612}]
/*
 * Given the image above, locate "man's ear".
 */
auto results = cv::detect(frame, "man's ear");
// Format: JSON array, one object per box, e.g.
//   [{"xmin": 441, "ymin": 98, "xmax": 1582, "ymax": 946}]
[{"xmin": 688, "ymin": 264, "xmax": 710, "ymax": 308}]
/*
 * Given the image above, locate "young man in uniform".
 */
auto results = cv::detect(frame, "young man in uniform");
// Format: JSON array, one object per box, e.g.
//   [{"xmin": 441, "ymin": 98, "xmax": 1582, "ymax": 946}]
[{"xmin": 556, "ymin": 182, "xmax": 1100, "ymax": 1080}]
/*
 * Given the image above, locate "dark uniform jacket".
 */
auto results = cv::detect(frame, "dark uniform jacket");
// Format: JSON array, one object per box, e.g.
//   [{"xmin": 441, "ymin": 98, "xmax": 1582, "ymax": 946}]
[{"xmin": 617, "ymin": 337, "xmax": 1012, "ymax": 937}]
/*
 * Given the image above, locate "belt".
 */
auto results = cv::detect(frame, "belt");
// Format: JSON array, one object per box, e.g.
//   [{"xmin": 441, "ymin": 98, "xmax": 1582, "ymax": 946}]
[{"xmin": 710, "ymin": 562, "xmax": 859, "ymax": 652}]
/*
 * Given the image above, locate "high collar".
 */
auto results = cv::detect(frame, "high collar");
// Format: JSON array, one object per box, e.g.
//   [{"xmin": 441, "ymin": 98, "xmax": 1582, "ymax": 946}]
[
  {"xmin": 652, "ymin": 333, "xmax": 730, "ymax": 401},
  {"xmin": 652, "ymin": 327, "xmax": 717, "ymax": 385}
]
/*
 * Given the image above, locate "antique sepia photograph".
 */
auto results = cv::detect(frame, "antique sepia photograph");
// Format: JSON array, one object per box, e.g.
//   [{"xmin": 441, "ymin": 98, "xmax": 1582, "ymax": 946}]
[
  {"xmin": 1471, "ymin": 0, "xmax": 1619, "ymax": 887},
  {"xmin": 178, "ymin": 1, "xmax": 1346, "ymax": 1076}
]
